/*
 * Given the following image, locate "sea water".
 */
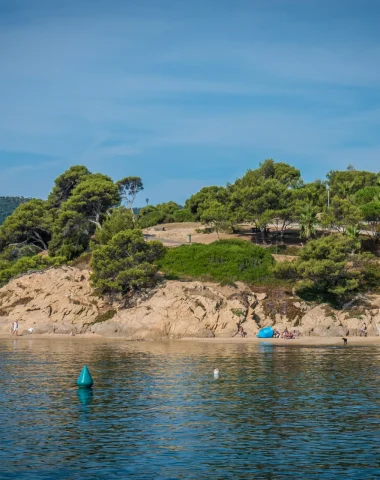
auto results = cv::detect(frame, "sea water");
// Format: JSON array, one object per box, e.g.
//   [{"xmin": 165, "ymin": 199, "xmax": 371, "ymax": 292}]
[{"xmin": 0, "ymin": 338, "xmax": 379, "ymax": 479}]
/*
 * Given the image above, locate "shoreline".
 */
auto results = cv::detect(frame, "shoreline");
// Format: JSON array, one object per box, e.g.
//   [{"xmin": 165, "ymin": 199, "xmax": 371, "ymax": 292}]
[
  {"xmin": 180, "ymin": 336, "xmax": 380, "ymax": 346},
  {"xmin": 1, "ymin": 333, "xmax": 379, "ymax": 346}
]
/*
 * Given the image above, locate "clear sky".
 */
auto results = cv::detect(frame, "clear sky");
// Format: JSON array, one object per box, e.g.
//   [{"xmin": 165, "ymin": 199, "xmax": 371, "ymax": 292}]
[{"xmin": 0, "ymin": 0, "xmax": 379, "ymax": 206}]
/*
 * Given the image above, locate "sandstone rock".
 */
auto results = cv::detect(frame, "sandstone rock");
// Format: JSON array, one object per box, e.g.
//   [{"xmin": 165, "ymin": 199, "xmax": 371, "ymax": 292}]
[
  {"xmin": 0, "ymin": 268, "xmax": 99, "ymax": 335},
  {"xmin": 0, "ymin": 267, "xmax": 379, "ymax": 338},
  {"xmin": 256, "ymin": 293, "xmax": 267, "ymax": 301},
  {"xmin": 308, "ymin": 325, "xmax": 346, "ymax": 337},
  {"xmin": 190, "ymin": 328, "xmax": 215, "ymax": 338}
]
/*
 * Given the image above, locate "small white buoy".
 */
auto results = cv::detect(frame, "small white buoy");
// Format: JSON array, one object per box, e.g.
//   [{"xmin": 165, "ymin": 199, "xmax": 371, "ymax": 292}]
[{"xmin": 214, "ymin": 368, "xmax": 220, "ymax": 378}]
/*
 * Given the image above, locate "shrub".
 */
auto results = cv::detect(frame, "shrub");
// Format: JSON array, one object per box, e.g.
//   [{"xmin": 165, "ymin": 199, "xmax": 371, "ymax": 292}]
[
  {"xmin": 274, "ymin": 235, "xmax": 380, "ymax": 305},
  {"xmin": 0, "ymin": 255, "xmax": 66, "ymax": 287},
  {"xmin": 158, "ymin": 239, "xmax": 274, "ymax": 283},
  {"xmin": 273, "ymin": 261, "xmax": 298, "ymax": 280},
  {"xmin": 172, "ymin": 208, "xmax": 195, "ymax": 222},
  {"xmin": 91, "ymin": 230, "xmax": 165, "ymax": 294},
  {"xmin": 93, "ymin": 309, "xmax": 117, "ymax": 324},
  {"xmin": 267, "ymin": 245, "xmax": 300, "ymax": 256},
  {"xmin": 91, "ymin": 207, "xmax": 134, "ymax": 247}
]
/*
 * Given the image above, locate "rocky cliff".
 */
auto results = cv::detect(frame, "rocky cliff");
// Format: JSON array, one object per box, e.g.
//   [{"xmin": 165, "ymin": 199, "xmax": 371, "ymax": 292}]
[{"xmin": 0, "ymin": 266, "xmax": 379, "ymax": 338}]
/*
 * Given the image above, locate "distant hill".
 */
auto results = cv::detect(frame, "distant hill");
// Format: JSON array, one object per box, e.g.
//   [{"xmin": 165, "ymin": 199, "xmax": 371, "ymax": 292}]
[{"xmin": 0, "ymin": 196, "xmax": 32, "ymax": 225}]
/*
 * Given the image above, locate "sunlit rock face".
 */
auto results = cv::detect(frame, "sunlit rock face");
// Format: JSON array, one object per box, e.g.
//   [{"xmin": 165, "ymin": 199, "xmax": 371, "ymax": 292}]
[{"xmin": 0, "ymin": 267, "xmax": 379, "ymax": 338}]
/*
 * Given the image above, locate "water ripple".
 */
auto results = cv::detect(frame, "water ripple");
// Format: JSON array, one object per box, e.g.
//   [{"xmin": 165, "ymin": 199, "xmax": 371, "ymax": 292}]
[{"xmin": 0, "ymin": 339, "xmax": 379, "ymax": 479}]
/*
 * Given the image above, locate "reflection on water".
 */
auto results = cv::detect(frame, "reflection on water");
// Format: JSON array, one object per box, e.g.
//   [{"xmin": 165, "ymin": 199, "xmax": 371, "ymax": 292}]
[
  {"xmin": 77, "ymin": 388, "xmax": 93, "ymax": 406},
  {"xmin": 0, "ymin": 338, "xmax": 379, "ymax": 479}
]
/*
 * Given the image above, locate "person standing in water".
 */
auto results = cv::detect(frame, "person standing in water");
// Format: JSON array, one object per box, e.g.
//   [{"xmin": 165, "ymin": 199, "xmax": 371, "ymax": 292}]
[{"xmin": 11, "ymin": 321, "xmax": 19, "ymax": 336}]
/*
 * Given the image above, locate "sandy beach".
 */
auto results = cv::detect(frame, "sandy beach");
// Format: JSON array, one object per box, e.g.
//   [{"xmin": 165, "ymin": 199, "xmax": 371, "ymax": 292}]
[
  {"xmin": 1, "ymin": 333, "xmax": 379, "ymax": 346},
  {"xmin": 181, "ymin": 336, "xmax": 380, "ymax": 346}
]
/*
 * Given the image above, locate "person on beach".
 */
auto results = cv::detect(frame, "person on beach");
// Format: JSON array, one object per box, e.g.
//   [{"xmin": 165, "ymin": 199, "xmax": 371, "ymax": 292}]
[
  {"xmin": 232, "ymin": 322, "xmax": 247, "ymax": 337},
  {"xmin": 360, "ymin": 323, "xmax": 367, "ymax": 337},
  {"xmin": 11, "ymin": 321, "xmax": 19, "ymax": 336},
  {"xmin": 281, "ymin": 327, "xmax": 289, "ymax": 339},
  {"xmin": 233, "ymin": 322, "xmax": 242, "ymax": 337},
  {"xmin": 280, "ymin": 327, "xmax": 298, "ymax": 339}
]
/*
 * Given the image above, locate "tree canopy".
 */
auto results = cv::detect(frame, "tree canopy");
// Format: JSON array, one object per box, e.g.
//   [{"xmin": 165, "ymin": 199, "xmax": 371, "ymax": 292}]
[
  {"xmin": 0, "ymin": 199, "xmax": 52, "ymax": 252},
  {"xmin": 91, "ymin": 207, "xmax": 135, "ymax": 247},
  {"xmin": 200, "ymin": 201, "xmax": 230, "ymax": 238},
  {"xmin": 117, "ymin": 176, "xmax": 144, "ymax": 219},
  {"xmin": 0, "ymin": 160, "xmax": 378, "ymax": 303},
  {"xmin": 234, "ymin": 159, "xmax": 302, "ymax": 189},
  {"xmin": 138, "ymin": 201, "xmax": 192, "ymax": 227},
  {"xmin": 48, "ymin": 165, "xmax": 91, "ymax": 208},
  {"xmin": 275, "ymin": 235, "xmax": 379, "ymax": 304},
  {"xmin": 91, "ymin": 229, "xmax": 165, "ymax": 294},
  {"xmin": 327, "ymin": 169, "xmax": 377, "ymax": 198},
  {"xmin": 185, "ymin": 186, "xmax": 229, "ymax": 221}
]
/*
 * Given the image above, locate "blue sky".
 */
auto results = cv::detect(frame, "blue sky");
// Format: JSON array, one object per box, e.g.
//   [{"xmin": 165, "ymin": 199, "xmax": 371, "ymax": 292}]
[{"xmin": 0, "ymin": 0, "xmax": 379, "ymax": 206}]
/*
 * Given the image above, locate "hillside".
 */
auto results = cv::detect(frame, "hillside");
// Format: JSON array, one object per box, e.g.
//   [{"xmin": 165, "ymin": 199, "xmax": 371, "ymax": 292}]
[
  {"xmin": 0, "ymin": 196, "xmax": 32, "ymax": 225},
  {"xmin": 0, "ymin": 266, "xmax": 379, "ymax": 338},
  {"xmin": 0, "ymin": 163, "xmax": 378, "ymax": 310}
]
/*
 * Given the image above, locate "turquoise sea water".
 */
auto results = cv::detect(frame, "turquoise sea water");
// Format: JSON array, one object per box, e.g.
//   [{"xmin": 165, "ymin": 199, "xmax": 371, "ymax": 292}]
[{"xmin": 0, "ymin": 338, "xmax": 379, "ymax": 479}]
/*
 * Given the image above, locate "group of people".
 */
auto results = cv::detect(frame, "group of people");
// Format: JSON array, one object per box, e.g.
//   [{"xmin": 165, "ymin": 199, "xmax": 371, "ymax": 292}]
[
  {"xmin": 273, "ymin": 327, "xmax": 299, "ymax": 339},
  {"xmin": 234, "ymin": 324, "xmax": 300, "ymax": 339}
]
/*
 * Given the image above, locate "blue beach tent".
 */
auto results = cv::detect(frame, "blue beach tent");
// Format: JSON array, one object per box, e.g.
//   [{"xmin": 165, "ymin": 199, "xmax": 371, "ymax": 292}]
[{"xmin": 257, "ymin": 326, "xmax": 274, "ymax": 338}]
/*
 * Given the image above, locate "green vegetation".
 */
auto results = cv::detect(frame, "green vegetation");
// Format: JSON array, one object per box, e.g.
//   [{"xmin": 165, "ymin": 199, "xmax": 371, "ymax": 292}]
[
  {"xmin": 299, "ymin": 203, "xmax": 318, "ymax": 239},
  {"xmin": 267, "ymin": 245, "xmax": 300, "ymax": 256},
  {"xmin": 0, "ymin": 161, "xmax": 378, "ymax": 304},
  {"xmin": 91, "ymin": 207, "xmax": 134, "ymax": 247},
  {"xmin": 186, "ymin": 186, "xmax": 229, "ymax": 221},
  {"xmin": 93, "ymin": 309, "xmax": 117, "ymax": 324},
  {"xmin": 91, "ymin": 230, "xmax": 165, "ymax": 294},
  {"xmin": 200, "ymin": 201, "xmax": 230, "ymax": 238},
  {"xmin": 185, "ymin": 160, "xmax": 380, "ymax": 250},
  {"xmin": 138, "ymin": 201, "xmax": 194, "ymax": 227},
  {"xmin": 0, "ymin": 254, "xmax": 65, "ymax": 287},
  {"xmin": 0, "ymin": 199, "xmax": 52, "ymax": 252},
  {"xmin": 0, "ymin": 196, "xmax": 32, "ymax": 225},
  {"xmin": 158, "ymin": 240, "xmax": 274, "ymax": 284},
  {"xmin": 117, "ymin": 176, "xmax": 144, "ymax": 222},
  {"xmin": 274, "ymin": 235, "xmax": 379, "ymax": 306},
  {"xmin": 47, "ymin": 165, "xmax": 91, "ymax": 208}
]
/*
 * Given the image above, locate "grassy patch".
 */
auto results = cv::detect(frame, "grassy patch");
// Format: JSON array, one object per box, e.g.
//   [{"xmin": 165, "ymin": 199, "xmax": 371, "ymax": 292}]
[
  {"xmin": 93, "ymin": 309, "xmax": 117, "ymax": 324},
  {"xmin": 158, "ymin": 239, "xmax": 275, "ymax": 284},
  {"xmin": 83, "ymin": 308, "xmax": 117, "ymax": 331}
]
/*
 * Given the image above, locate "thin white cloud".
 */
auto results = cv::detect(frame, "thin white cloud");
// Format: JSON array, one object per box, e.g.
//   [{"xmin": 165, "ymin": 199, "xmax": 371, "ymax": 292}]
[
  {"xmin": 0, "ymin": 0, "xmax": 379, "ymax": 201},
  {"xmin": 2, "ymin": 160, "xmax": 61, "ymax": 174}
]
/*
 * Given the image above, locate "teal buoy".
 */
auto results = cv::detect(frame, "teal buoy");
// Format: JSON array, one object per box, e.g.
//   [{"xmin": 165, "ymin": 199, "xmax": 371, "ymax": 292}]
[{"xmin": 76, "ymin": 365, "xmax": 93, "ymax": 389}]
